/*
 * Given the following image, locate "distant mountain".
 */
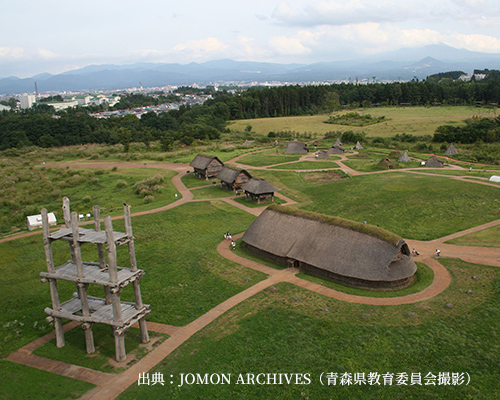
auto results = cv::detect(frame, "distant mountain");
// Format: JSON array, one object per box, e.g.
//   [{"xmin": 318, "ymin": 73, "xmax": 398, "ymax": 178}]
[{"xmin": 2, "ymin": 44, "xmax": 500, "ymax": 94}]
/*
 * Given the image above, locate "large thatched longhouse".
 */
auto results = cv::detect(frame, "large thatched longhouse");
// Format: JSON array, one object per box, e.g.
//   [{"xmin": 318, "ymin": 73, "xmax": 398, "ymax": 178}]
[{"xmin": 242, "ymin": 205, "xmax": 417, "ymax": 289}]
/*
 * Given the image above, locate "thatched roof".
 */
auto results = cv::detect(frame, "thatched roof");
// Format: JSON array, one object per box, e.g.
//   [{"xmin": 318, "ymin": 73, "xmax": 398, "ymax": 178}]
[
  {"xmin": 243, "ymin": 139, "xmax": 252, "ymax": 146},
  {"xmin": 242, "ymin": 205, "xmax": 416, "ymax": 283},
  {"xmin": 241, "ymin": 179, "xmax": 277, "ymax": 195},
  {"xmin": 285, "ymin": 142, "xmax": 309, "ymax": 154},
  {"xmin": 354, "ymin": 141, "xmax": 363, "ymax": 149},
  {"xmin": 334, "ymin": 139, "xmax": 342, "ymax": 147},
  {"xmin": 389, "ymin": 151, "xmax": 402, "ymax": 159},
  {"xmin": 425, "ymin": 155, "xmax": 444, "ymax": 167},
  {"xmin": 217, "ymin": 167, "xmax": 252, "ymax": 184},
  {"xmin": 398, "ymin": 151, "xmax": 411, "ymax": 162},
  {"xmin": 444, "ymin": 143, "xmax": 458, "ymax": 156},
  {"xmin": 378, "ymin": 157, "xmax": 395, "ymax": 169},
  {"xmin": 328, "ymin": 144, "xmax": 345, "ymax": 154},
  {"xmin": 316, "ymin": 150, "xmax": 330, "ymax": 159},
  {"xmin": 190, "ymin": 154, "xmax": 224, "ymax": 169}
]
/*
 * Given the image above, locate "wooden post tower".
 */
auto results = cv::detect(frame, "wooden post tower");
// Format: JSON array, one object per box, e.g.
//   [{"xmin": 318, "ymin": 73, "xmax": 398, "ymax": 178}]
[{"xmin": 40, "ymin": 197, "xmax": 151, "ymax": 361}]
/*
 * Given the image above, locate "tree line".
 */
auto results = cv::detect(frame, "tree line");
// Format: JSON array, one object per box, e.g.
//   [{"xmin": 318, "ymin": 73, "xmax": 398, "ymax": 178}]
[{"xmin": 2, "ymin": 74, "xmax": 500, "ymax": 151}]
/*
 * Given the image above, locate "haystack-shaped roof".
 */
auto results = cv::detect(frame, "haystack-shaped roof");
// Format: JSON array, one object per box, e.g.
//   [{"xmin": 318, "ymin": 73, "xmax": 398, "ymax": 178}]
[
  {"xmin": 378, "ymin": 157, "xmax": 395, "ymax": 169},
  {"xmin": 316, "ymin": 150, "xmax": 330, "ymax": 159},
  {"xmin": 190, "ymin": 154, "xmax": 224, "ymax": 169},
  {"xmin": 328, "ymin": 144, "xmax": 345, "ymax": 154},
  {"xmin": 242, "ymin": 205, "xmax": 416, "ymax": 283},
  {"xmin": 217, "ymin": 167, "xmax": 252, "ymax": 183},
  {"xmin": 241, "ymin": 179, "xmax": 277, "ymax": 195},
  {"xmin": 285, "ymin": 142, "xmax": 309, "ymax": 154},
  {"xmin": 425, "ymin": 155, "xmax": 444, "ymax": 167},
  {"xmin": 334, "ymin": 139, "xmax": 342, "ymax": 147},
  {"xmin": 444, "ymin": 143, "xmax": 458, "ymax": 156},
  {"xmin": 398, "ymin": 151, "xmax": 411, "ymax": 162},
  {"xmin": 243, "ymin": 139, "xmax": 252, "ymax": 146},
  {"xmin": 354, "ymin": 141, "xmax": 363, "ymax": 149}
]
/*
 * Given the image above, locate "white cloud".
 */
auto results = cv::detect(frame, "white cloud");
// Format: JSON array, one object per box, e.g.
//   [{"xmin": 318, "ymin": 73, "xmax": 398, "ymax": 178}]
[
  {"xmin": 173, "ymin": 37, "xmax": 227, "ymax": 57},
  {"xmin": 0, "ymin": 47, "xmax": 26, "ymax": 59},
  {"xmin": 269, "ymin": 32, "xmax": 313, "ymax": 56},
  {"xmin": 37, "ymin": 48, "xmax": 59, "ymax": 60}
]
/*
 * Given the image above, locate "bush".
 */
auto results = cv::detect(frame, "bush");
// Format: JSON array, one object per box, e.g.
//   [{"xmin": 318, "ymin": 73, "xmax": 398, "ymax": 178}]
[
  {"xmin": 143, "ymin": 195, "xmax": 154, "ymax": 204},
  {"xmin": 116, "ymin": 179, "xmax": 128, "ymax": 189}
]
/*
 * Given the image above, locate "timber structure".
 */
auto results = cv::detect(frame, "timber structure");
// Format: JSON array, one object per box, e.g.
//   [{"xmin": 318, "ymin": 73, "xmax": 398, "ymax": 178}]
[{"xmin": 40, "ymin": 197, "xmax": 150, "ymax": 362}]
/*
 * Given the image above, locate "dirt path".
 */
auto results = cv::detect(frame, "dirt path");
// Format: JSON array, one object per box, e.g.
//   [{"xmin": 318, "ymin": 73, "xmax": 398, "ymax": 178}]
[{"xmin": 5, "ymin": 151, "xmax": 500, "ymax": 400}]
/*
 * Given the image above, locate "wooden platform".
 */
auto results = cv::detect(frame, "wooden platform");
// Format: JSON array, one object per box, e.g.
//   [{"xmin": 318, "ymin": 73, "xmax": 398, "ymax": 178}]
[
  {"xmin": 40, "ymin": 261, "xmax": 143, "ymax": 287},
  {"xmin": 45, "ymin": 294, "xmax": 151, "ymax": 328},
  {"xmin": 49, "ymin": 227, "xmax": 130, "ymax": 245}
]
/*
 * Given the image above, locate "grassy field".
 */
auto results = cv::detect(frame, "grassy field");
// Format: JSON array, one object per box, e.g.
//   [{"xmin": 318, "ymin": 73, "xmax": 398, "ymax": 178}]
[
  {"xmin": 119, "ymin": 258, "xmax": 500, "ymax": 399},
  {"xmin": 445, "ymin": 224, "xmax": 500, "ymax": 248},
  {"xmin": 1, "ymin": 116, "xmax": 500, "ymax": 400},
  {"xmin": 229, "ymin": 106, "xmax": 496, "ymax": 138}
]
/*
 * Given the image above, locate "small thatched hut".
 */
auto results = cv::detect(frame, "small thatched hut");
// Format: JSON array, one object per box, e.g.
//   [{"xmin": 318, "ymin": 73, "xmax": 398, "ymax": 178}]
[
  {"xmin": 334, "ymin": 139, "xmax": 342, "ymax": 147},
  {"xmin": 316, "ymin": 150, "xmax": 330, "ymax": 159},
  {"xmin": 190, "ymin": 154, "xmax": 224, "ymax": 179},
  {"xmin": 242, "ymin": 205, "xmax": 417, "ymax": 289},
  {"xmin": 398, "ymin": 151, "xmax": 411, "ymax": 162},
  {"xmin": 243, "ymin": 139, "xmax": 252, "ymax": 146},
  {"xmin": 217, "ymin": 167, "xmax": 252, "ymax": 191},
  {"xmin": 425, "ymin": 156, "xmax": 445, "ymax": 167},
  {"xmin": 354, "ymin": 141, "xmax": 363, "ymax": 150},
  {"xmin": 285, "ymin": 142, "xmax": 309, "ymax": 154},
  {"xmin": 378, "ymin": 157, "xmax": 395, "ymax": 169},
  {"xmin": 241, "ymin": 179, "xmax": 278, "ymax": 204},
  {"xmin": 328, "ymin": 144, "xmax": 345, "ymax": 154},
  {"xmin": 443, "ymin": 143, "xmax": 458, "ymax": 156},
  {"xmin": 389, "ymin": 151, "xmax": 402, "ymax": 159}
]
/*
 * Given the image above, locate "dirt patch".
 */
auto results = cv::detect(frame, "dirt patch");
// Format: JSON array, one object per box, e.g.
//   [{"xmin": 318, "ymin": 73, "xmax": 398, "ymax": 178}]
[{"xmin": 303, "ymin": 171, "xmax": 344, "ymax": 183}]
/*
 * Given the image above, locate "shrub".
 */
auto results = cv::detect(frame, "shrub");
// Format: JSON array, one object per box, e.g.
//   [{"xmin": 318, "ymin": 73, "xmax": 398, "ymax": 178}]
[
  {"xmin": 143, "ymin": 195, "xmax": 154, "ymax": 204},
  {"xmin": 116, "ymin": 179, "xmax": 128, "ymax": 189}
]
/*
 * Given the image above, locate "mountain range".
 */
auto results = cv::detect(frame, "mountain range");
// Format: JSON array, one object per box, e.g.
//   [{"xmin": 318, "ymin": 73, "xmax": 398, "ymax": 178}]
[{"xmin": 2, "ymin": 44, "xmax": 500, "ymax": 95}]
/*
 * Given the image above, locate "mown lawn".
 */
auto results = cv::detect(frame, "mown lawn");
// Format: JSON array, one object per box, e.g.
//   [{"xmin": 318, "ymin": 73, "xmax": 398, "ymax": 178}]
[
  {"xmin": 119, "ymin": 259, "xmax": 500, "ymax": 400},
  {"xmin": 445, "ymin": 224, "xmax": 500, "ymax": 248}
]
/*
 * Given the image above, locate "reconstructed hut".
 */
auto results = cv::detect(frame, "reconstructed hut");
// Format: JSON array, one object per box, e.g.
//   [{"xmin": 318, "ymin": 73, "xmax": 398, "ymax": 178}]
[
  {"xmin": 217, "ymin": 167, "xmax": 252, "ymax": 191},
  {"xmin": 425, "ymin": 156, "xmax": 445, "ymax": 168},
  {"xmin": 398, "ymin": 151, "xmax": 411, "ymax": 162},
  {"xmin": 190, "ymin": 154, "xmax": 224, "ymax": 179},
  {"xmin": 243, "ymin": 139, "xmax": 252, "ymax": 146},
  {"xmin": 334, "ymin": 139, "xmax": 342, "ymax": 147},
  {"xmin": 354, "ymin": 141, "xmax": 364, "ymax": 150},
  {"xmin": 285, "ymin": 142, "xmax": 309, "ymax": 154},
  {"xmin": 328, "ymin": 144, "xmax": 345, "ymax": 154},
  {"xmin": 242, "ymin": 205, "xmax": 417, "ymax": 289},
  {"xmin": 378, "ymin": 157, "xmax": 395, "ymax": 169},
  {"xmin": 444, "ymin": 143, "xmax": 458, "ymax": 156},
  {"xmin": 316, "ymin": 150, "xmax": 330, "ymax": 159},
  {"xmin": 241, "ymin": 179, "xmax": 278, "ymax": 204}
]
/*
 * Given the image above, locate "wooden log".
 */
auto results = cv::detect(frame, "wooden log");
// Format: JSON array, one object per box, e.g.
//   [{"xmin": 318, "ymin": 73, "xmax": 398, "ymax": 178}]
[
  {"xmin": 94, "ymin": 205, "xmax": 111, "ymax": 304},
  {"xmin": 104, "ymin": 216, "xmax": 118, "ymax": 283},
  {"xmin": 82, "ymin": 322, "xmax": 95, "ymax": 354},
  {"xmin": 71, "ymin": 212, "xmax": 85, "ymax": 278},
  {"xmin": 41, "ymin": 209, "xmax": 55, "ymax": 273},
  {"xmin": 123, "ymin": 205, "xmax": 137, "ymax": 272},
  {"xmin": 138, "ymin": 317, "xmax": 149, "ymax": 343},
  {"xmin": 114, "ymin": 331, "xmax": 126, "ymax": 362}
]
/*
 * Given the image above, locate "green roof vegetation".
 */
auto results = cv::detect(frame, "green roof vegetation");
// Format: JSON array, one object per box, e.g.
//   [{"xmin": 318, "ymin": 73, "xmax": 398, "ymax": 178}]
[{"xmin": 268, "ymin": 203, "xmax": 402, "ymax": 246}]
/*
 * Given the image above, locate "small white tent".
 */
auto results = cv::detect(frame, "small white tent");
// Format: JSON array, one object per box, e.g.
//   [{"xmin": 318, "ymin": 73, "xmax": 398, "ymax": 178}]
[
  {"xmin": 489, "ymin": 175, "xmax": 500, "ymax": 183},
  {"xmin": 27, "ymin": 213, "xmax": 57, "ymax": 231}
]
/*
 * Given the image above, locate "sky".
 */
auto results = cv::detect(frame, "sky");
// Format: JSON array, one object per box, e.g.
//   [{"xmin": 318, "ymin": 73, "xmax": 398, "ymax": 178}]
[{"xmin": 1, "ymin": 0, "xmax": 500, "ymax": 78}]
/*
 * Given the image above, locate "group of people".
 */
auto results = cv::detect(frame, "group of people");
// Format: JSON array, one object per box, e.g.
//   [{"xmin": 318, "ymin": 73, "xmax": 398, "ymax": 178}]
[
  {"xmin": 411, "ymin": 248, "xmax": 441, "ymax": 257},
  {"xmin": 224, "ymin": 232, "xmax": 236, "ymax": 250}
]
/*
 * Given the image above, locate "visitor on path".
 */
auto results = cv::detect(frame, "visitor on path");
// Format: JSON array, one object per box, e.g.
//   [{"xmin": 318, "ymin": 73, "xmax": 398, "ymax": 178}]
[
  {"xmin": 231, "ymin": 240, "xmax": 236, "ymax": 250},
  {"xmin": 412, "ymin": 248, "xmax": 419, "ymax": 256},
  {"xmin": 436, "ymin": 249, "xmax": 441, "ymax": 257}
]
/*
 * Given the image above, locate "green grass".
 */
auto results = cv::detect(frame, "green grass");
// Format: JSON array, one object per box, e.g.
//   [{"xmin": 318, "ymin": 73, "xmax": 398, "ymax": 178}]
[
  {"xmin": 190, "ymin": 185, "xmax": 239, "ymax": 199},
  {"xmin": 0, "ymin": 359, "xmax": 95, "ymax": 400},
  {"xmin": 298, "ymin": 172, "xmax": 500, "ymax": 240},
  {"xmin": 229, "ymin": 106, "xmax": 496, "ymax": 138},
  {"xmin": 181, "ymin": 172, "xmax": 213, "ymax": 188},
  {"xmin": 236, "ymin": 152, "xmax": 301, "ymax": 167},
  {"xmin": 297, "ymin": 262, "xmax": 434, "ymax": 297},
  {"xmin": 445, "ymin": 224, "xmax": 500, "ymax": 248},
  {"xmin": 119, "ymin": 259, "xmax": 500, "ymax": 400},
  {"xmin": 269, "ymin": 161, "xmax": 342, "ymax": 170},
  {"xmin": 0, "ymin": 164, "xmax": 179, "ymax": 237},
  {"xmin": 33, "ymin": 325, "xmax": 167, "ymax": 373}
]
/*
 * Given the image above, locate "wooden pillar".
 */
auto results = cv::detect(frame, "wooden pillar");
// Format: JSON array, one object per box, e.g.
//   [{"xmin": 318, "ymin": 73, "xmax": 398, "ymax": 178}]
[
  {"xmin": 62, "ymin": 197, "xmax": 75, "ymax": 262},
  {"xmin": 82, "ymin": 322, "xmax": 95, "ymax": 354},
  {"xmin": 114, "ymin": 329, "xmax": 126, "ymax": 362},
  {"xmin": 94, "ymin": 205, "xmax": 111, "ymax": 304},
  {"xmin": 41, "ymin": 209, "xmax": 65, "ymax": 348},
  {"xmin": 124, "ymin": 205, "xmax": 149, "ymax": 343}
]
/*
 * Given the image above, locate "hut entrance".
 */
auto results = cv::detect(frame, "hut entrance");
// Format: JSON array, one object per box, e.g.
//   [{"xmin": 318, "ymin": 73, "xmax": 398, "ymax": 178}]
[{"xmin": 287, "ymin": 259, "xmax": 299, "ymax": 270}]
